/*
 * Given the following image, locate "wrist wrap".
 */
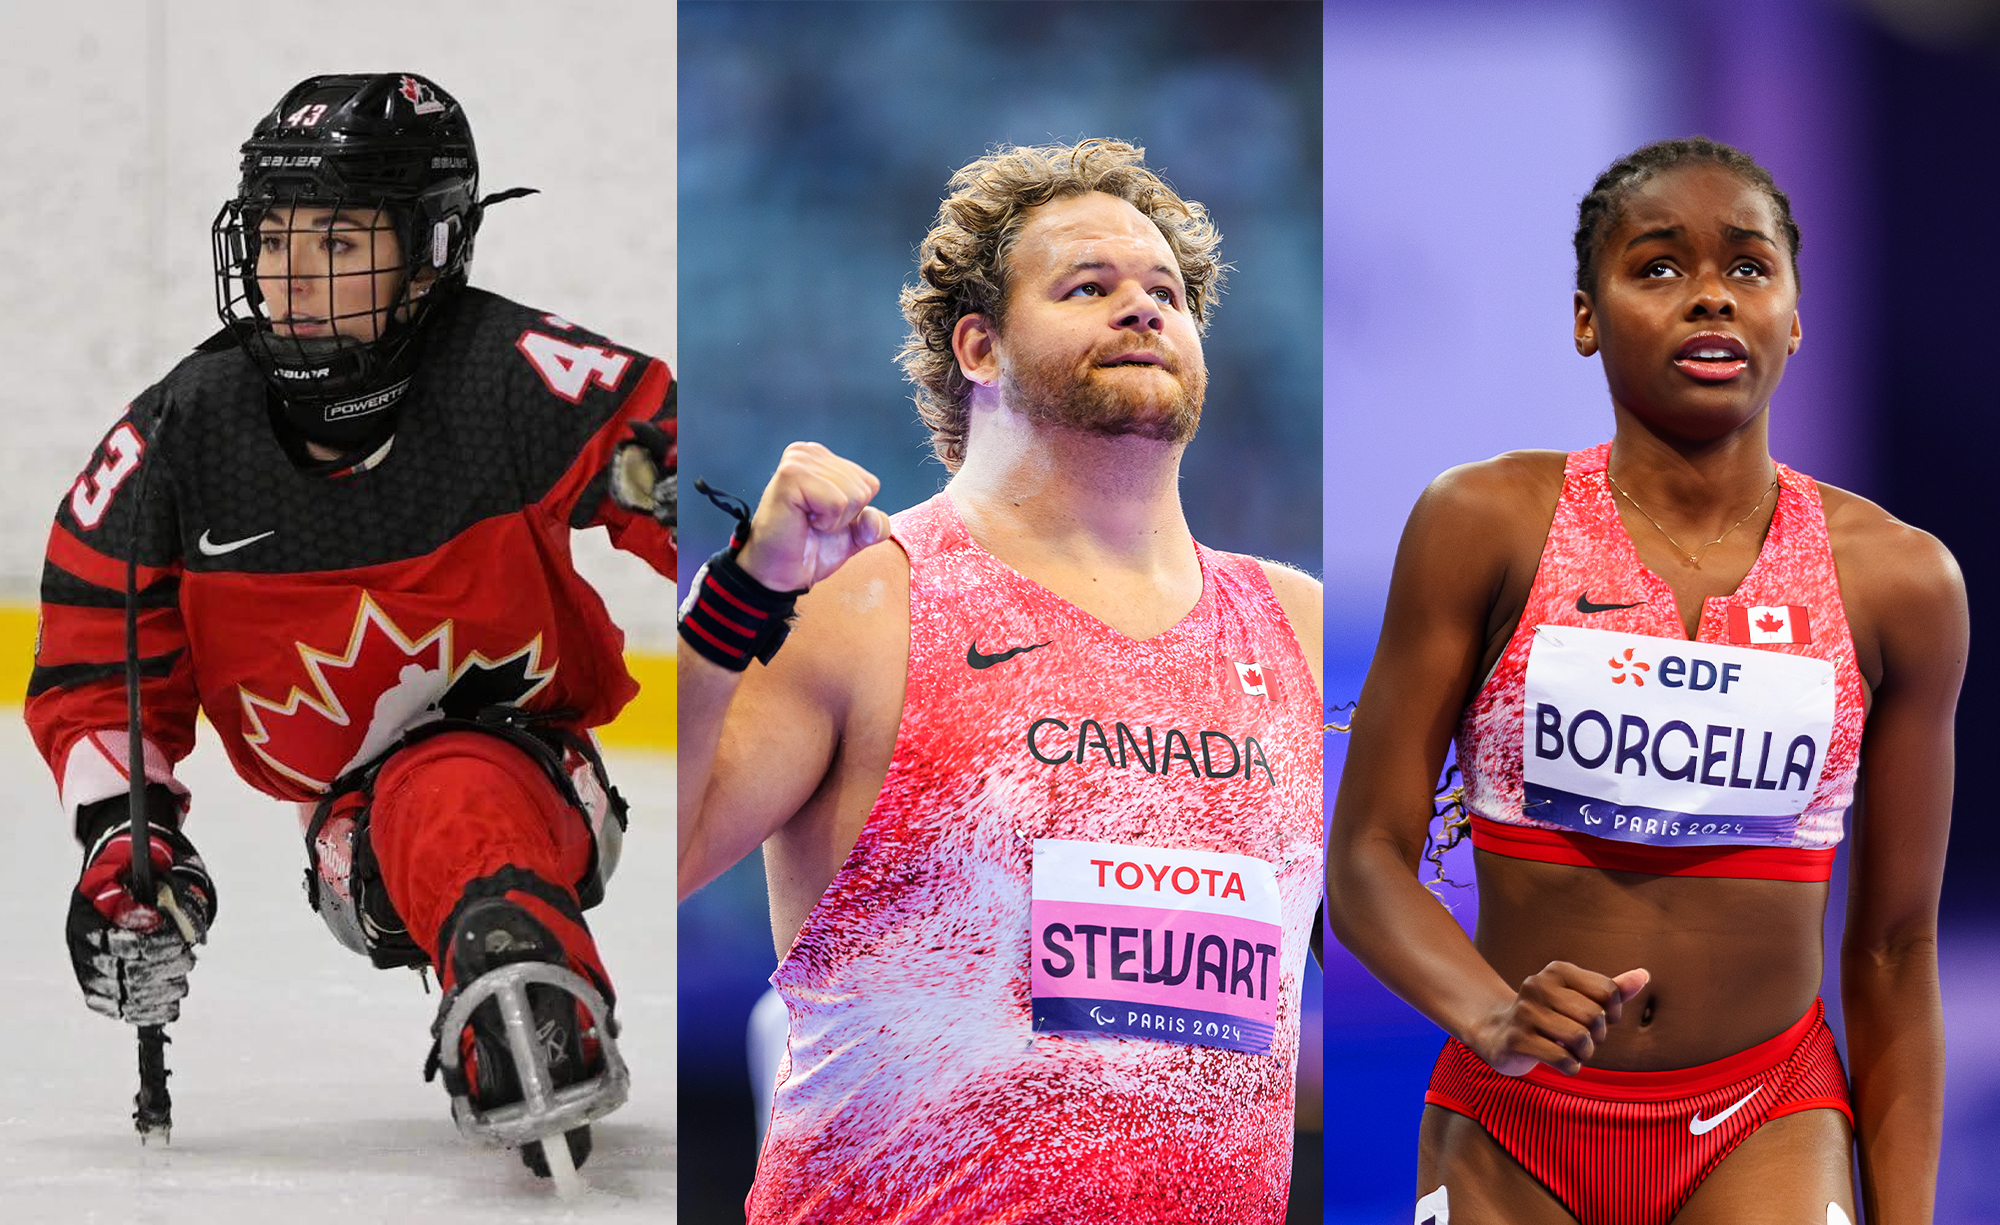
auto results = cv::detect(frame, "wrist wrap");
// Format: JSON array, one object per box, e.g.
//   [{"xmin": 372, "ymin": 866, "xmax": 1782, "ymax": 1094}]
[
  {"xmin": 679, "ymin": 479, "xmax": 810, "ymax": 671},
  {"xmin": 679, "ymin": 546, "xmax": 806, "ymax": 671}
]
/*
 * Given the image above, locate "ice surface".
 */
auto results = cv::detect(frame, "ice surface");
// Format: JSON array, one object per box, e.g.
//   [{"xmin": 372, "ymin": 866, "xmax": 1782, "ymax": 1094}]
[{"xmin": 0, "ymin": 720, "xmax": 676, "ymax": 1222}]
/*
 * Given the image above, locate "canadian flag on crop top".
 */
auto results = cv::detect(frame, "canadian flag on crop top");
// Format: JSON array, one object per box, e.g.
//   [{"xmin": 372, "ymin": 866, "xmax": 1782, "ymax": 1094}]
[
  {"xmin": 1727, "ymin": 604, "xmax": 1814, "ymax": 645},
  {"xmin": 1233, "ymin": 661, "xmax": 1268, "ymax": 696}
]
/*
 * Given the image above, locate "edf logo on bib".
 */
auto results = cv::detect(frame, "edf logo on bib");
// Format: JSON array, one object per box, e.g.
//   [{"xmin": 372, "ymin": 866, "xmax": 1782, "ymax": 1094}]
[{"xmin": 1520, "ymin": 625, "xmax": 1836, "ymax": 847}]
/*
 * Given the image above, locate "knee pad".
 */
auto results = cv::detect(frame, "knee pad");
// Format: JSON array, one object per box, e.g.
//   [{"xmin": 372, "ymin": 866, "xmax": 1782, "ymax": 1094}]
[
  {"xmin": 302, "ymin": 793, "xmax": 427, "ymax": 969},
  {"xmin": 567, "ymin": 750, "xmax": 623, "ymax": 906}
]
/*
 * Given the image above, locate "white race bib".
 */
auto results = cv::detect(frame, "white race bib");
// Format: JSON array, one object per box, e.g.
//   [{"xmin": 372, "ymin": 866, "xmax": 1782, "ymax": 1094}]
[
  {"xmin": 1520, "ymin": 624, "xmax": 1835, "ymax": 847},
  {"xmin": 1029, "ymin": 839, "xmax": 1283, "ymax": 1053}
]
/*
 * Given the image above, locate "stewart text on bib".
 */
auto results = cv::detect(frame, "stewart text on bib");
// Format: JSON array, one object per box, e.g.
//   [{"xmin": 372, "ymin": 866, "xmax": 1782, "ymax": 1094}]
[{"xmin": 1030, "ymin": 838, "xmax": 1283, "ymax": 1053}]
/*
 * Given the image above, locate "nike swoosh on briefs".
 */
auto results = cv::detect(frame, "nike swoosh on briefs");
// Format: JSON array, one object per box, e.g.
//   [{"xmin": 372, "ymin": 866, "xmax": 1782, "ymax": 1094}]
[
  {"xmin": 1575, "ymin": 592, "xmax": 1645, "ymax": 614},
  {"xmin": 966, "ymin": 641, "xmax": 1049, "ymax": 670},
  {"xmin": 1688, "ymin": 1086, "xmax": 1761, "ymax": 1136},
  {"xmin": 197, "ymin": 529, "xmax": 277, "ymax": 557}
]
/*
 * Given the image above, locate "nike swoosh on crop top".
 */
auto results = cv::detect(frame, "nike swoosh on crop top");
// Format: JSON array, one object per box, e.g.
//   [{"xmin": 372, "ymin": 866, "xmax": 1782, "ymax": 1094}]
[
  {"xmin": 1455, "ymin": 444, "xmax": 1864, "ymax": 882},
  {"xmin": 746, "ymin": 493, "xmax": 1325, "ymax": 1224}
]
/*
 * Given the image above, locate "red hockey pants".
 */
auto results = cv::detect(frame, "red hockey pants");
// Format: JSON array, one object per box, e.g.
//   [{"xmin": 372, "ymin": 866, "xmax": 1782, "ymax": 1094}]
[{"xmin": 360, "ymin": 730, "xmax": 610, "ymax": 996}]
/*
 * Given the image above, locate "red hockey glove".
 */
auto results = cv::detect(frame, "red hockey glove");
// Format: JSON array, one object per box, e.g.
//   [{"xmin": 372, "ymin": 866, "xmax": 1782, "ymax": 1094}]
[{"xmin": 65, "ymin": 788, "xmax": 215, "ymax": 1026}]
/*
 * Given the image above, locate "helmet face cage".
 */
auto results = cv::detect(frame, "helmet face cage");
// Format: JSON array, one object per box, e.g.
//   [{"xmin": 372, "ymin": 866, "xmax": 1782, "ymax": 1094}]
[
  {"xmin": 215, "ymin": 194, "xmax": 419, "ymax": 355},
  {"xmin": 212, "ymin": 73, "xmax": 479, "ymax": 450}
]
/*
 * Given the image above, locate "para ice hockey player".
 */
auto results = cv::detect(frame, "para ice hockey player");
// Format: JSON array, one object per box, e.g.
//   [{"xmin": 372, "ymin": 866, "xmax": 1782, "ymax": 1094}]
[{"xmin": 26, "ymin": 72, "xmax": 677, "ymax": 1178}]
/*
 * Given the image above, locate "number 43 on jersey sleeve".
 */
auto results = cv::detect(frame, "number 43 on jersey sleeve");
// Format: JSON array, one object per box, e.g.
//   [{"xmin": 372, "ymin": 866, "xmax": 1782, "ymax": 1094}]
[{"xmin": 517, "ymin": 325, "xmax": 633, "ymax": 404}]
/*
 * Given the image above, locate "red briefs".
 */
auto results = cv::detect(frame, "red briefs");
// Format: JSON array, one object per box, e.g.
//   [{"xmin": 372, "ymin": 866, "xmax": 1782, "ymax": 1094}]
[{"xmin": 1424, "ymin": 999, "xmax": 1850, "ymax": 1225}]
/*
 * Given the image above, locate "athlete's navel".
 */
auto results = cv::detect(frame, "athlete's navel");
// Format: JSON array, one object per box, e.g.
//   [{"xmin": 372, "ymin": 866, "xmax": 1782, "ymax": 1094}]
[{"xmin": 1639, "ymin": 995, "xmax": 1657, "ymax": 1028}]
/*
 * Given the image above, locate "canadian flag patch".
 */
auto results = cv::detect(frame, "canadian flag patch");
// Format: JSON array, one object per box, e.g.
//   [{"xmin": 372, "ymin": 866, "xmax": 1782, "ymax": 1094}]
[
  {"xmin": 1726, "ymin": 604, "xmax": 1813, "ymax": 645},
  {"xmin": 1233, "ymin": 661, "xmax": 1268, "ymax": 697}
]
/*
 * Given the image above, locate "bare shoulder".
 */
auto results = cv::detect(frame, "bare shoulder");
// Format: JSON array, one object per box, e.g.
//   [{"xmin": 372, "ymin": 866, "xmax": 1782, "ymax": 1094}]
[
  {"xmin": 750, "ymin": 535, "xmax": 913, "ymax": 733},
  {"xmin": 1816, "ymin": 482, "xmax": 1967, "ymax": 693},
  {"xmin": 1817, "ymin": 482, "xmax": 1966, "ymax": 614},
  {"xmin": 1253, "ymin": 558, "xmax": 1322, "ymax": 624},
  {"xmin": 1394, "ymin": 448, "xmax": 1567, "ymax": 589},
  {"xmin": 1419, "ymin": 448, "xmax": 1568, "ymax": 514},
  {"xmin": 798, "ymin": 533, "xmax": 912, "ymax": 624},
  {"xmin": 1254, "ymin": 559, "xmax": 1323, "ymax": 698}
]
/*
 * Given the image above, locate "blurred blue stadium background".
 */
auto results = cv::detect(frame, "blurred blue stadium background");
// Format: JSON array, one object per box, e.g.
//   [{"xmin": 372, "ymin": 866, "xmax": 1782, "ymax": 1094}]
[
  {"xmin": 1321, "ymin": 2, "xmax": 2000, "ymax": 1222},
  {"xmin": 677, "ymin": 3, "xmax": 1323, "ymax": 1220}
]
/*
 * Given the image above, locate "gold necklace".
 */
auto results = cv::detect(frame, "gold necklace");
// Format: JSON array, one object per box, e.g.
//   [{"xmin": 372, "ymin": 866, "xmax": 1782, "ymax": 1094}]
[{"xmin": 1606, "ymin": 467, "xmax": 1778, "ymax": 569}]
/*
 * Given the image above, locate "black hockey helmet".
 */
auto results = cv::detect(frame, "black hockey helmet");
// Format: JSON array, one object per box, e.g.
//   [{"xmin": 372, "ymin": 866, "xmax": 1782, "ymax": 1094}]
[{"xmin": 213, "ymin": 73, "xmax": 494, "ymax": 450}]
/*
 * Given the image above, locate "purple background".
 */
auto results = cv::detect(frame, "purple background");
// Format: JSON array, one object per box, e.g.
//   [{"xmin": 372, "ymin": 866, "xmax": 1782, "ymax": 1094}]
[{"xmin": 1321, "ymin": 2, "xmax": 1999, "ymax": 1220}]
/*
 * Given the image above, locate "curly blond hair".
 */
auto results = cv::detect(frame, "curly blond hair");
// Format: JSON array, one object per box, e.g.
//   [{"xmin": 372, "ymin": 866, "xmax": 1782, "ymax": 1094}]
[{"xmin": 897, "ymin": 139, "xmax": 1225, "ymax": 470}]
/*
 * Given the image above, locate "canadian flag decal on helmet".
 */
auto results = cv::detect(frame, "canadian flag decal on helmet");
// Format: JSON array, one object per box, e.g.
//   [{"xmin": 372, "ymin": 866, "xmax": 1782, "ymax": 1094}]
[{"xmin": 398, "ymin": 76, "xmax": 446, "ymax": 116}]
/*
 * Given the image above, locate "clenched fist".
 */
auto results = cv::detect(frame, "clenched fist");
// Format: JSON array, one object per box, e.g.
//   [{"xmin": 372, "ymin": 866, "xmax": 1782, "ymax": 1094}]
[
  {"xmin": 735, "ymin": 442, "xmax": 893, "ymax": 592},
  {"xmin": 1468, "ymin": 961, "xmax": 1649, "ymax": 1076}
]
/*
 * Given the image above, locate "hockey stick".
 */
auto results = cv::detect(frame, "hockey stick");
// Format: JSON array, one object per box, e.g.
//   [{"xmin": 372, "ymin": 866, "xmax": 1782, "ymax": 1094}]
[{"xmin": 122, "ymin": 410, "xmax": 173, "ymax": 1143}]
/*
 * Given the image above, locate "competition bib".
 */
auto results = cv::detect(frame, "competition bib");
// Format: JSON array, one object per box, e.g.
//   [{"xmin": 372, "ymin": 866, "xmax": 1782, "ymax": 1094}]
[
  {"xmin": 1030, "ymin": 838, "xmax": 1282, "ymax": 1054},
  {"xmin": 1521, "ymin": 624, "xmax": 1835, "ymax": 847}
]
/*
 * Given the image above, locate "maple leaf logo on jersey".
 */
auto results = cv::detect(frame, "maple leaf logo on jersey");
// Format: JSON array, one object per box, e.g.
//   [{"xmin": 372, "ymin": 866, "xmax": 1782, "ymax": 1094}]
[{"xmin": 238, "ymin": 595, "xmax": 555, "ymax": 792}]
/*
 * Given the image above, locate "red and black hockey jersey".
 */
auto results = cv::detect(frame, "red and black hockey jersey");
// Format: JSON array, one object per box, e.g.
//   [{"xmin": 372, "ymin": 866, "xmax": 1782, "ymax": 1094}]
[{"xmin": 27, "ymin": 288, "xmax": 675, "ymax": 821}]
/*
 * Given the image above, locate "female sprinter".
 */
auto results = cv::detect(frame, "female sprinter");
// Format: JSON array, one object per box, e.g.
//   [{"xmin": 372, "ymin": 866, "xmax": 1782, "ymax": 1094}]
[{"xmin": 1326, "ymin": 138, "xmax": 1963, "ymax": 1225}]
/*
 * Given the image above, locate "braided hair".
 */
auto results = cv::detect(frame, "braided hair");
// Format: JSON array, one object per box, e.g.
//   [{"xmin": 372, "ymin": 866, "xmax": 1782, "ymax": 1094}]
[{"xmin": 1573, "ymin": 137, "xmax": 1801, "ymax": 294}]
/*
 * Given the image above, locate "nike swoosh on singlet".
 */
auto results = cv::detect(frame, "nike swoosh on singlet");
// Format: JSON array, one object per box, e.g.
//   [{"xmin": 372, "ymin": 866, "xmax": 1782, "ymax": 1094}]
[
  {"xmin": 1688, "ymin": 1086, "xmax": 1761, "ymax": 1135},
  {"xmin": 966, "ymin": 641, "xmax": 1049, "ymax": 670},
  {"xmin": 1575, "ymin": 592, "xmax": 1645, "ymax": 614},
  {"xmin": 197, "ymin": 529, "xmax": 277, "ymax": 557}
]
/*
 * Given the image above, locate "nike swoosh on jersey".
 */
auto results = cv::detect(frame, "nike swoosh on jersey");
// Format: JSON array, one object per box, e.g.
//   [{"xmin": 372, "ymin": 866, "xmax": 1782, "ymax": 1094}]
[
  {"xmin": 1575, "ymin": 591, "xmax": 1645, "ymax": 614},
  {"xmin": 197, "ymin": 529, "xmax": 277, "ymax": 557},
  {"xmin": 966, "ymin": 641, "xmax": 1049, "ymax": 669},
  {"xmin": 1688, "ymin": 1086, "xmax": 1761, "ymax": 1135}
]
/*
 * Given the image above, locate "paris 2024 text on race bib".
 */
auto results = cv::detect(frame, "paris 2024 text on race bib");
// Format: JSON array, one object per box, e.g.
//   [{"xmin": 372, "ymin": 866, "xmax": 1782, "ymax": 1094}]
[
  {"xmin": 1521, "ymin": 624, "xmax": 1835, "ymax": 847},
  {"xmin": 1030, "ymin": 838, "xmax": 1283, "ymax": 1054}
]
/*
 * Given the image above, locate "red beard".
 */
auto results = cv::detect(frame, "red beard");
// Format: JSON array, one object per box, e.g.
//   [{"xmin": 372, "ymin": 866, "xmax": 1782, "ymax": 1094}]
[{"xmin": 1001, "ymin": 340, "xmax": 1207, "ymax": 444}]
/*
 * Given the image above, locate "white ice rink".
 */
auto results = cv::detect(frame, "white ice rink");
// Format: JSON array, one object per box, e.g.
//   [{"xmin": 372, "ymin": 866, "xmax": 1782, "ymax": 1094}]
[{"xmin": 0, "ymin": 720, "xmax": 676, "ymax": 1222}]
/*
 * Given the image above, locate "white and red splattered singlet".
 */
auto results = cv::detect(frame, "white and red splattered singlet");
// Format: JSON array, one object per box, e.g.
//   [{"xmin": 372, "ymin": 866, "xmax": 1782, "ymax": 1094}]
[
  {"xmin": 746, "ymin": 493, "xmax": 1324, "ymax": 1224},
  {"xmin": 1456, "ymin": 443, "xmax": 1864, "ymax": 881}
]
